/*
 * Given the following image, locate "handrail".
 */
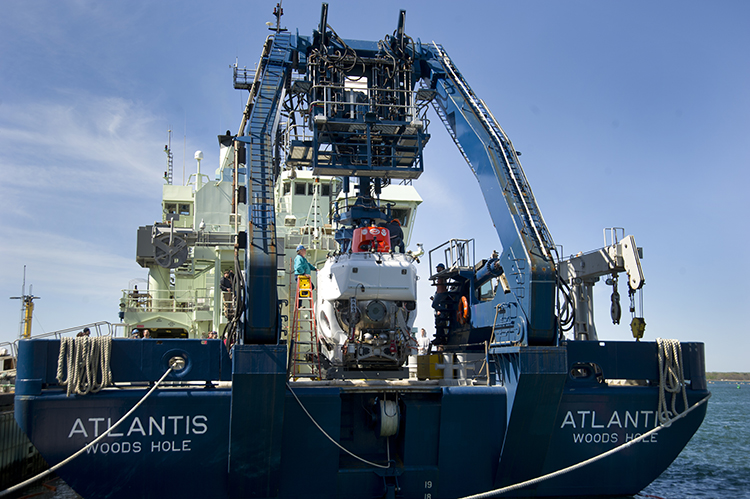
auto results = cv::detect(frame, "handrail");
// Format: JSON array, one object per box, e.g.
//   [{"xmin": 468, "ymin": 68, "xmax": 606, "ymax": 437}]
[
  {"xmin": 19, "ymin": 321, "xmax": 114, "ymax": 340},
  {"xmin": 310, "ymin": 81, "xmax": 420, "ymax": 123},
  {"xmin": 121, "ymin": 287, "xmax": 214, "ymax": 314},
  {"xmin": 428, "ymin": 239, "xmax": 476, "ymax": 273}
]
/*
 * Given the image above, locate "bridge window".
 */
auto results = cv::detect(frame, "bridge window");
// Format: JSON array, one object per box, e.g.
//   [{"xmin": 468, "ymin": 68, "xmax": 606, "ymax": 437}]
[{"xmin": 295, "ymin": 182, "xmax": 307, "ymax": 196}]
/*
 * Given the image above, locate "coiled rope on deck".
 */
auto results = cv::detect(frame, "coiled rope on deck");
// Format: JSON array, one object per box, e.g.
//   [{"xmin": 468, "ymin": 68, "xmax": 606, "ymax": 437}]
[
  {"xmin": 656, "ymin": 337, "xmax": 689, "ymax": 426},
  {"xmin": 56, "ymin": 336, "xmax": 113, "ymax": 396},
  {"xmin": 0, "ymin": 363, "xmax": 176, "ymax": 498}
]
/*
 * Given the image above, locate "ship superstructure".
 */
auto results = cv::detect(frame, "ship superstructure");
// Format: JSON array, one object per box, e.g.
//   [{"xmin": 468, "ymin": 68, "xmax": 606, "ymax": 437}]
[{"xmin": 121, "ymin": 136, "xmax": 246, "ymax": 338}]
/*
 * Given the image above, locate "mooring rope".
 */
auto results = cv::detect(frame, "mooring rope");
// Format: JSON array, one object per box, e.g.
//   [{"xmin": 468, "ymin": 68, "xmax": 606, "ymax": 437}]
[
  {"xmin": 286, "ymin": 382, "xmax": 391, "ymax": 469},
  {"xmin": 456, "ymin": 390, "xmax": 711, "ymax": 499},
  {"xmin": 56, "ymin": 336, "xmax": 113, "ymax": 396},
  {"xmin": 656, "ymin": 337, "xmax": 689, "ymax": 426},
  {"xmin": 0, "ymin": 363, "xmax": 176, "ymax": 498}
]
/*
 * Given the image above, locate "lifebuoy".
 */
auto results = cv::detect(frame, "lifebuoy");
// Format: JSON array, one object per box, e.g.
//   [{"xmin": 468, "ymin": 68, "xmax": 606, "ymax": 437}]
[{"xmin": 457, "ymin": 295, "xmax": 470, "ymax": 325}]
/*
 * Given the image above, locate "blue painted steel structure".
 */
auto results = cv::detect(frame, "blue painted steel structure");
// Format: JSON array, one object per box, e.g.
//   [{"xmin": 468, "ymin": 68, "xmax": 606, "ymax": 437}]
[
  {"xmin": 424, "ymin": 44, "xmax": 557, "ymax": 347},
  {"xmin": 12, "ymin": 5, "xmax": 708, "ymax": 499}
]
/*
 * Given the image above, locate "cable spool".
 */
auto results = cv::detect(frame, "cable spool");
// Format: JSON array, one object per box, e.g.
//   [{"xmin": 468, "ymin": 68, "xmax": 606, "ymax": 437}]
[{"xmin": 378, "ymin": 399, "xmax": 400, "ymax": 437}]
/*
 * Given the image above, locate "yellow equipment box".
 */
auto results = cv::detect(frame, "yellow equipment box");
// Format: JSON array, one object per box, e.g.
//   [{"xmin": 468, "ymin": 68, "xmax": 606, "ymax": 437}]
[{"xmin": 417, "ymin": 354, "xmax": 444, "ymax": 380}]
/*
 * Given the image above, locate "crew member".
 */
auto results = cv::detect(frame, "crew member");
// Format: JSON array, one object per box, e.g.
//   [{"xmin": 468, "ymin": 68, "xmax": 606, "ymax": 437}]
[
  {"xmin": 418, "ymin": 328, "xmax": 431, "ymax": 355},
  {"xmin": 220, "ymin": 270, "xmax": 233, "ymax": 293},
  {"xmin": 294, "ymin": 245, "xmax": 317, "ymax": 280},
  {"xmin": 385, "ymin": 219, "xmax": 405, "ymax": 253}
]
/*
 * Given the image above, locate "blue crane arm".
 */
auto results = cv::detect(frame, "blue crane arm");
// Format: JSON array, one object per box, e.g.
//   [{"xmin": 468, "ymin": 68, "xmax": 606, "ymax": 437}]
[
  {"xmin": 420, "ymin": 44, "xmax": 558, "ymax": 345},
  {"xmin": 238, "ymin": 32, "xmax": 295, "ymax": 344}
]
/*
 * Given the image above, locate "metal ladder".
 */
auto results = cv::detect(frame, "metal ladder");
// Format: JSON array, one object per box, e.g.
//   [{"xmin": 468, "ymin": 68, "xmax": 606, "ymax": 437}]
[
  {"xmin": 303, "ymin": 178, "xmax": 325, "ymax": 246},
  {"xmin": 289, "ymin": 275, "xmax": 322, "ymax": 380},
  {"xmin": 431, "ymin": 43, "xmax": 556, "ymax": 262}
]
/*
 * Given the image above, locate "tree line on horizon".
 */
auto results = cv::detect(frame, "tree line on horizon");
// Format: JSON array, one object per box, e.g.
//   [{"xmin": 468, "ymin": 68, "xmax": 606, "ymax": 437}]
[{"xmin": 706, "ymin": 372, "xmax": 750, "ymax": 381}]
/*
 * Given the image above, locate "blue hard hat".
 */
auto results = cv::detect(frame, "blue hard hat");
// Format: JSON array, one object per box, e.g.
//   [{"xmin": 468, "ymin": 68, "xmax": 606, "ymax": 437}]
[
  {"xmin": 296, "ymin": 244, "xmax": 305, "ymax": 251},
  {"xmin": 436, "ymin": 263, "xmax": 445, "ymax": 270}
]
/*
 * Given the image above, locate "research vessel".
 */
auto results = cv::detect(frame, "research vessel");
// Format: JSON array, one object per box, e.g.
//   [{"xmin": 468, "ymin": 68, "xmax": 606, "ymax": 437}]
[{"xmin": 14, "ymin": 5, "xmax": 709, "ymax": 498}]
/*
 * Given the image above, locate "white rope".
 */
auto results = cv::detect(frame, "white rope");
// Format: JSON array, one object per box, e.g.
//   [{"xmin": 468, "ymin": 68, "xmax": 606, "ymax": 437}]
[
  {"xmin": 57, "ymin": 336, "xmax": 113, "ymax": 396},
  {"xmin": 656, "ymin": 338, "xmax": 689, "ymax": 426},
  {"xmin": 0, "ymin": 364, "xmax": 175, "ymax": 498},
  {"xmin": 286, "ymin": 382, "xmax": 391, "ymax": 469},
  {"xmin": 379, "ymin": 399, "xmax": 399, "ymax": 437},
  {"xmin": 457, "ymin": 392, "xmax": 711, "ymax": 499}
]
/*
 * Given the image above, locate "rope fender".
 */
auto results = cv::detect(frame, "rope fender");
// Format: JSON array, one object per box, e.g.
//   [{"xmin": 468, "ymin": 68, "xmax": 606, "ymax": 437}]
[{"xmin": 56, "ymin": 336, "xmax": 113, "ymax": 396}]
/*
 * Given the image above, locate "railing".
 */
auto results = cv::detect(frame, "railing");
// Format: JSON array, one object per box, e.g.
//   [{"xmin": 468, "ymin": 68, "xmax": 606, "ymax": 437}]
[
  {"xmin": 283, "ymin": 231, "xmax": 337, "ymax": 254},
  {"xmin": 20, "ymin": 321, "xmax": 116, "ymax": 341},
  {"xmin": 428, "ymin": 239, "xmax": 476, "ymax": 272},
  {"xmin": 310, "ymin": 81, "xmax": 420, "ymax": 124},
  {"xmin": 121, "ymin": 288, "xmax": 213, "ymax": 314}
]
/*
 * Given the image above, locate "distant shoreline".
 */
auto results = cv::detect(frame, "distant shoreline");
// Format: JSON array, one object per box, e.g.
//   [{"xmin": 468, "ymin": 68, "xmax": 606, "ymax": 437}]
[{"xmin": 707, "ymin": 372, "xmax": 750, "ymax": 382}]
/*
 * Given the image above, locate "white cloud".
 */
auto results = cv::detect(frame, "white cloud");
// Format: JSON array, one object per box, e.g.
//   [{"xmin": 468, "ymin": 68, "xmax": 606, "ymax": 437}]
[
  {"xmin": 0, "ymin": 93, "xmax": 165, "ymax": 343},
  {"xmin": 0, "ymin": 94, "xmax": 165, "ymax": 196}
]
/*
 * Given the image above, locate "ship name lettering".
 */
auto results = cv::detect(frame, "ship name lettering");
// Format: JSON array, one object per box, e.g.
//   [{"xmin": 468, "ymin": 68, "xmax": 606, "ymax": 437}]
[
  {"xmin": 67, "ymin": 415, "xmax": 209, "ymax": 439},
  {"xmin": 84, "ymin": 441, "xmax": 142, "ymax": 454},
  {"xmin": 151, "ymin": 440, "xmax": 192, "ymax": 452},
  {"xmin": 572, "ymin": 432, "xmax": 619, "ymax": 444},
  {"xmin": 625, "ymin": 432, "xmax": 658, "ymax": 443},
  {"xmin": 560, "ymin": 410, "xmax": 657, "ymax": 430}
]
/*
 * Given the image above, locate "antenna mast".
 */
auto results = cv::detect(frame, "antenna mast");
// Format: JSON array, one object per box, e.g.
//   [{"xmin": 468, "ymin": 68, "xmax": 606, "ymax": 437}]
[
  {"xmin": 9, "ymin": 266, "xmax": 41, "ymax": 339},
  {"xmin": 164, "ymin": 129, "xmax": 174, "ymax": 185},
  {"xmin": 272, "ymin": 2, "xmax": 285, "ymax": 32}
]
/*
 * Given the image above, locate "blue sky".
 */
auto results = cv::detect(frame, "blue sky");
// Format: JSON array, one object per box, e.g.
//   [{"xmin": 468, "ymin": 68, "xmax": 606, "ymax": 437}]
[{"xmin": 1, "ymin": 1, "xmax": 748, "ymax": 371}]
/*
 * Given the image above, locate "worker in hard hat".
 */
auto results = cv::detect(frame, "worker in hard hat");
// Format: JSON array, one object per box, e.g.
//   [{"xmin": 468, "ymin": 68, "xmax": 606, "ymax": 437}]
[{"xmin": 294, "ymin": 245, "xmax": 317, "ymax": 282}]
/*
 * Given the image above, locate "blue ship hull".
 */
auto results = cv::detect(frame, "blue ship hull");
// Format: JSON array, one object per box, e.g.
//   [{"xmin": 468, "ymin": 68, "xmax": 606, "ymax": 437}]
[{"xmin": 14, "ymin": 338, "xmax": 707, "ymax": 498}]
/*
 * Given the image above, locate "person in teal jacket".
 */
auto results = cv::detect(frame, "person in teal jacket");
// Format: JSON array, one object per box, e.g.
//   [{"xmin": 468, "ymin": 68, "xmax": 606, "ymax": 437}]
[{"xmin": 294, "ymin": 244, "xmax": 316, "ymax": 279}]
